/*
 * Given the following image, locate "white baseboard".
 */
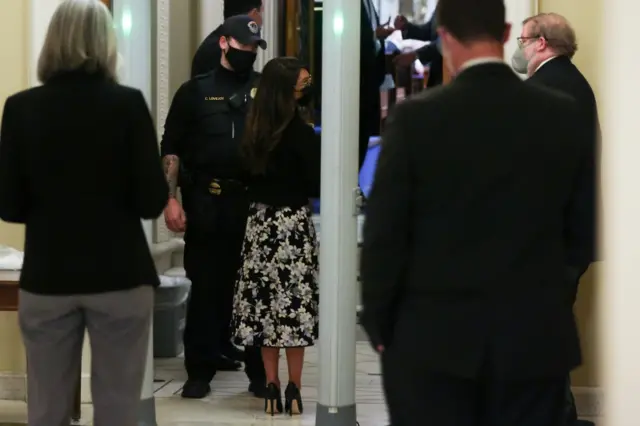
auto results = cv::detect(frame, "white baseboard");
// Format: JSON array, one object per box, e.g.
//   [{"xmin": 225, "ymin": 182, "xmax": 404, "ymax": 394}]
[
  {"xmin": 574, "ymin": 386, "xmax": 604, "ymax": 417},
  {"xmin": 0, "ymin": 372, "xmax": 92, "ymax": 402},
  {"xmin": 0, "ymin": 373, "xmax": 25, "ymax": 401}
]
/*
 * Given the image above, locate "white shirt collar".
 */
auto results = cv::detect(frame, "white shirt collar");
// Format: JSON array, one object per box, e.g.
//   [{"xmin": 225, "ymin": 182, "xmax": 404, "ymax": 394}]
[
  {"xmin": 459, "ymin": 56, "xmax": 505, "ymax": 72},
  {"xmin": 534, "ymin": 56, "xmax": 558, "ymax": 73}
]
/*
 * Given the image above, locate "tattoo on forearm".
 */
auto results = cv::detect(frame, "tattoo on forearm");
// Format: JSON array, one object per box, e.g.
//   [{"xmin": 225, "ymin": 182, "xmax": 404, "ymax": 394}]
[{"xmin": 162, "ymin": 155, "xmax": 180, "ymax": 198}]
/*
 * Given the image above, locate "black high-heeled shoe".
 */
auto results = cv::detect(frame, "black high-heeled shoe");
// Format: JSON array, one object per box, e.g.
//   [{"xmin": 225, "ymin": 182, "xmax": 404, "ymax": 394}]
[
  {"xmin": 284, "ymin": 382, "xmax": 304, "ymax": 416},
  {"xmin": 264, "ymin": 383, "xmax": 283, "ymax": 416}
]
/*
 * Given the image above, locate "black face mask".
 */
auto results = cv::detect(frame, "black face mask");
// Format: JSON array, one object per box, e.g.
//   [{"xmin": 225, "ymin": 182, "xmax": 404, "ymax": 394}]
[
  {"xmin": 225, "ymin": 46, "xmax": 257, "ymax": 74},
  {"xmin": 297, "ymin": 84, "xmax": 314, "ymax": 106}
]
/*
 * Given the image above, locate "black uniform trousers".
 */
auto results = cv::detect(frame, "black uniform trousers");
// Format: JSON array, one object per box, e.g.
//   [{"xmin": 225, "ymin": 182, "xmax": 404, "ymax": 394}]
[
  {"xmin": 382, "ymin": 347, "xmax": 566, "ymax": 426},
  {"xmin": 182, "ymin": 192, "xmax": 265, "ymax": 384}
]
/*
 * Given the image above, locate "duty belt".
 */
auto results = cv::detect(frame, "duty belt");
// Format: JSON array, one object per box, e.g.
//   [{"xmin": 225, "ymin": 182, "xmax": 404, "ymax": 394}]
[{"xmin": 204, "ymin": 178, "xmax": 246, "ymax": 196}]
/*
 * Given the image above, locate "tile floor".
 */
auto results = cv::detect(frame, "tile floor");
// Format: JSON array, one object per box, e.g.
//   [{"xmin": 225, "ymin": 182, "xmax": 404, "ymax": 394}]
[
  {"xmin": 0, "ymin": 341, "xmax": 602, "ymax": 425},
  {"xmin": 0, "ymin": 342, "xmax": 388, "ymax": 426}
]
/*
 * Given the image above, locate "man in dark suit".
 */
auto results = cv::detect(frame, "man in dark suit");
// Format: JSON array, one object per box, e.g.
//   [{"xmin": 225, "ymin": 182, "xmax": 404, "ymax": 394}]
[
  {"xmin": 191, "ymin": 0, "xmax": 263, "ymax": 78},
  {"xmin": 360, "ymin": 0, "xmax": 591, "ymax": 424},
  {"xmin": 513, "ymin": 12, "xmax": 598, "ymax": 426}
]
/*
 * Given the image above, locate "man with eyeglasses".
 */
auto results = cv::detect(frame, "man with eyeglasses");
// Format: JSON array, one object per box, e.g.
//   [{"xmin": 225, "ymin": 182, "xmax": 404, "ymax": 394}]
[{"xmin": 513, "ymin": 13, "xmax": 598, "ymax": 426}]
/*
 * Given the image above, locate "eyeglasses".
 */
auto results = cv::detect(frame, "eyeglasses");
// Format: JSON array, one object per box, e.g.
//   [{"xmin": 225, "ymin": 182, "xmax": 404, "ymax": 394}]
[
  {"xmin": 295, "ymin": 75, "xmax": 312, "ymax": 91},
  {"xmin": 516, "ymin": 36, "xmax": 541, "ymax": 47}
]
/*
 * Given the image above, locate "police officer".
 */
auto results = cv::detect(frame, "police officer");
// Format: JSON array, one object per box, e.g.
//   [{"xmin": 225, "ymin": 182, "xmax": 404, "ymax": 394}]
[
  {"xmin": 160, "ymin": 15, "xmax": 267, "ymax": 400},
  {"xmin": 193, "ymin": 0, "xmax": 268, "ymax": 372}
]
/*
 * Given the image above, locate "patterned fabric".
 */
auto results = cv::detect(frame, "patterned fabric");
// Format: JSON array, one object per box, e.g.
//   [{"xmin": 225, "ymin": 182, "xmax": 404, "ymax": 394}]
[{"xmin": 232, "ymin": 203, "xmax": 319, "ymax": 348}]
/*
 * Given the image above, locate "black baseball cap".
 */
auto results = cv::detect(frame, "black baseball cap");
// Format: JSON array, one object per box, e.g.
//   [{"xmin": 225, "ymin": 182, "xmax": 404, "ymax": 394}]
[{"xmin": 220, "ymin": 15, "xmax": 267, "ymax": 50}]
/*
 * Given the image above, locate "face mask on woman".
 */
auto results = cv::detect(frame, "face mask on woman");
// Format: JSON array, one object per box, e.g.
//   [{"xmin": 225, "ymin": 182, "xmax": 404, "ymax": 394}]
[{"xmin": 297, "ymin": 84, "xmax": 314, "ymax": 107}]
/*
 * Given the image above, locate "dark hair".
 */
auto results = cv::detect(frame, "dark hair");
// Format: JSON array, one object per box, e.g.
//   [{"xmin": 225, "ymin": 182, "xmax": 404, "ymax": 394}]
[
  {"xmin": 241, "ymin": 57, "xmax": 307, "ymax": 175},
  {"xmin": 224, "ymin": 0, "xmax": 262, "ymax": 19},
  {"xmin": 436, "ymin": 0, "xmax": 506, "ymax": 43}
]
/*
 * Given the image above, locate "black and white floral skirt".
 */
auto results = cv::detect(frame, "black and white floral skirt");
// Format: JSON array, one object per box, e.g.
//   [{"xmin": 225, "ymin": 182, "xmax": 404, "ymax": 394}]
[{"xmin": 231, "ymin": 203, "xmax": 319, "ymax": 348}]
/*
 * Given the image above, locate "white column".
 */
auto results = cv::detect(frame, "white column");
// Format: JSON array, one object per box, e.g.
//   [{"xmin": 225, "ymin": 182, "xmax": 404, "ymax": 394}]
[
  {"xmin": 154, "ymin": 0, "xmax": 172, "ymax": 244},
  {"xmin": 197, "ymin": 0, "xmax": 224, "ymax": 43},
  {"xmin": 255, "ymin": 0, "xmax": 279, "ymax": 70},
  {"xmin": 28, "ymin": 0, "xmax": 62, "ymax": 87},
  {"xmin": 601, "ymin": 0, "xmax": 640, "ymax": 425},
  {"xmin": 316, "ymin": 1, "xmax": 360, "ymax": 425},
  {"xmin": 112, "ymin": 1, "xmax": 156, "ymax": 424},
  {"xmin": 113, "ymin": 0, "xmax": 154, "ymax": 245}
]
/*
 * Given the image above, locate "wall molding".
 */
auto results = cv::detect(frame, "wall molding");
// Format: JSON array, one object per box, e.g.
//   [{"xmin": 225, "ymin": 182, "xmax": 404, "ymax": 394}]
[
  {"xmin": 255, "ymin": 0, "xmax": 279, "ymax": 70},
  {"xmin": 155, "ymin": 0, "xmax": 171, "ymax": 244},
  {"xmin": 573, "ymin": 386, "xmax": 604, "ymax": 418},
  {"xmin": 0, "ymin": 372, "xmax": 92, "ymax": 403}
]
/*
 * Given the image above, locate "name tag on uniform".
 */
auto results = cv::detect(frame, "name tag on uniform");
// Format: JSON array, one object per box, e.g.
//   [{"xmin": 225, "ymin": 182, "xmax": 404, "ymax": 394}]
[{"xmin": 205, "ymin": 96, "xmax": 224, "ymax": 101}]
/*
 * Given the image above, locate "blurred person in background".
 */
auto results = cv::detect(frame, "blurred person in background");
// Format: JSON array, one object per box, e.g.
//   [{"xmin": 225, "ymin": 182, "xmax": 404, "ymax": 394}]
[
  {"xmin": 191, "ymin": 0, "xmax": 264, "ymax": 78},
  {"xmin": 377, "ymin": 9, "xmax": 443, "ymax": 88},
  {"xmin": 0, "ymin": 1, "xmax": 168, "ymax": 425},
  {"xmin": 393, "ymin": 13, "xmax": 443, "ymax": 87},
  {"xmin": 161, "ymin": 15, "xmax": 267, "ymax": 400},
  {"xmin": 233, "ymin": 56, "xmax": 320, "ymax": 416},
  {"xmin": 513, "ymin": 12, "xmax": 598, "ymax": 426},
  {"xmin": 360, "ymin": 0, "xmax": 591, "ymax": 424},
  {"xmin": 361, "ymin": 0, "xmax": 389, "ymax": 167}
]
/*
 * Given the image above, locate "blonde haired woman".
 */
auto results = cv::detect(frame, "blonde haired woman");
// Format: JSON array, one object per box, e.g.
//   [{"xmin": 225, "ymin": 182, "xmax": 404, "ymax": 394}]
[{"xmin": 0, "ymin": 1, "xmax": 168, "ymax": 425}]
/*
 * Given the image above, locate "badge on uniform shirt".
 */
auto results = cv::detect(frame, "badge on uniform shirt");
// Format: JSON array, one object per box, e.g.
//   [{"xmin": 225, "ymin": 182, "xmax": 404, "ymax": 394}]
[
  {"xmin": 209, "ymin": 181, "xmax": 222, "ymax": 195},
  {"xmin": 250, "ymin": 88, "xmax": 257, "ymax": 99},
  {"xmin": 248, "ymin": 21, "xmax": 259, "ymax": 34}
]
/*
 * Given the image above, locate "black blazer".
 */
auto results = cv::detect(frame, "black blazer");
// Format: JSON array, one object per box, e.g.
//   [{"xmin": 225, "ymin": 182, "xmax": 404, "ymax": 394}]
[
  {"xmin": 0, "ymin": 70, "xmax": 168, "ymax": 295},
  {"xmin": 361, "ymin": 63, "xmax": 586, "ymax": 380},
  {"xmin": 528, "ymin": 55, "xmax": 599, "ymax": 267},
  {"xmin": 247, "ymin": 113, "xmax": 321, "ymax": 208}
]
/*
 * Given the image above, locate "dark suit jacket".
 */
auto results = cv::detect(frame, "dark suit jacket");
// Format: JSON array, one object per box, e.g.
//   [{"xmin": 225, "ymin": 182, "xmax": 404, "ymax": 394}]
[
  {"xmin": 361, "ymin": 63, "xmax": 585, "ymax": 380},
  {"xmin": 528, "ymin": 55, "xmax": 598, "ymax": 268},
  {"xmin": 191, "ymin": 26, "xmax": 223, "ymax": 78},
  {"xmin": 0, "ymin": 70, "xmax": 168, "ymax": 295}
]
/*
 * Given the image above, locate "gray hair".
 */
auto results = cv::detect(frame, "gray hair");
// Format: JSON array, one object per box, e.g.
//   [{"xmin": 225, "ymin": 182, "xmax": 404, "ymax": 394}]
[
  {"xmin": 37, "ymin": 0, "xmax": 118, "ymax": 83},
  {"xmin": 522, "ymin": 13, "xmax": 578, "ymax": 59}
]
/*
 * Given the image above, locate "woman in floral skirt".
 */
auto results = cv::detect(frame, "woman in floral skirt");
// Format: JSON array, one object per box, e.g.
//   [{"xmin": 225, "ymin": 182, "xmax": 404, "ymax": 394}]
[{"xmin": 232, "ymin": 57, "xmax": 320, "ymax": 416}]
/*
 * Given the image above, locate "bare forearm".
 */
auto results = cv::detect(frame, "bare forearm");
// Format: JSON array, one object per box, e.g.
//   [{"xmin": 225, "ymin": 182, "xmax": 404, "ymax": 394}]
[{"xmin": 162, "ymin": 154, "xmax": 180, "ymax": 198}]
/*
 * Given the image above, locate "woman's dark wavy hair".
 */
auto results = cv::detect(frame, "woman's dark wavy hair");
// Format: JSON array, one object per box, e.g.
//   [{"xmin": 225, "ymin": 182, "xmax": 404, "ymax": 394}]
[{"xmin": 241, "ymin": 57, "xmax": 307, "ymax": 175}]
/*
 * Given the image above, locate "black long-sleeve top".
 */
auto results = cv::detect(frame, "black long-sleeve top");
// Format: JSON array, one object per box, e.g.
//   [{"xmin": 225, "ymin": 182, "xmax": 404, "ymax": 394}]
[{"xmin": 246, "ymin": 113, "xmax": 321, "ymax": 209}]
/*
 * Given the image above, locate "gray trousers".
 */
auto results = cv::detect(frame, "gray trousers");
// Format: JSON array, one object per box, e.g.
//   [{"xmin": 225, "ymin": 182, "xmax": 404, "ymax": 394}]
[{"xmin": 19, "ymin": 286, "xmax": 153, "ymax": 426}]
